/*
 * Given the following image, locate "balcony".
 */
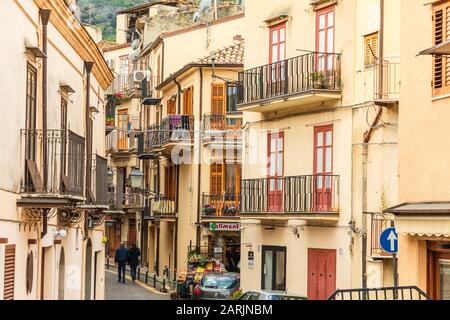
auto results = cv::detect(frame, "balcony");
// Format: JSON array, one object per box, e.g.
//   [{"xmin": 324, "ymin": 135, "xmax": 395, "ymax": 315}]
[
  {"xmin": 107, "ymin": 190, "xmax": 143, "ymax": 211},
  {"xmin": 138, "ymin": 123, "xmax": 161, "ymax": 160},
  {"xmin": 373, "ymin": 58, "xmax": 400, "ymax": 106},
  {"xmin": 240, "ymin": 175, "xmax": 340, "ymax": 221},
  {"xmin": 151, "ymin": 195, "xmax": 177, "ymax": 220},
  {"xmin": 106, "ymin": 74, "xmax": 141, "ymax": 99},
  {"xmin": 142, "ymin": 76, "xmax": 162, "ymax": 106},
  {"xmin": 18, "ymin": 129, "xmax": 86, "ymax": 208},
  {"xmin": 237, "ymin": 52, "xmax": 342, "ymax": 113},
  {"xmin": 202, "ymin": 113, "xmax": 243, "ymax": 149},
  {"xmin": 89, "ymin": 155, "xmax": 108, "ymax": 207},
  {"xmin": 106, "ymin": 129, "xmax": 139, "ymax": 159},
  {"xmin": 201, "ymin": 193, "xmax": 240, "ymax": 221},
  {"xmin": 159, "ymin": 115, "xmax": 194, "ymax": 156}
]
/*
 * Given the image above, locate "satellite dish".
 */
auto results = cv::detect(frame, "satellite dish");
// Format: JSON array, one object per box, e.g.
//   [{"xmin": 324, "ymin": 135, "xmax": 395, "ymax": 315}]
[
  {"xmin": 193, "ymin": 0, "xmax": 213, "ymax": 22},
  {"xmin": 129, "ymin": 49, "xmax": 141, "ymax": 61},
  {"xmin": 68, "ymin": 4, "xmax": 81, "ymax": 21},
  {"xmin": 131, "ymin": 39, "xmax": 141, "ymax": 50}
]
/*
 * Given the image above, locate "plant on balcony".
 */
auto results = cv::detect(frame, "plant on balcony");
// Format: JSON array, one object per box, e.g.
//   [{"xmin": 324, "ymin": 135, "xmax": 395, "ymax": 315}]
[
  {"xmin": 311, "ymin": 71, "xmax": 326, "ymax": 89},
  {"xmin": 105, "ymin": 117, "xmax": 115, "ymax": 127},
  {"xmin": 222, "ymin": 206, "xmax": 237, "ymax": 216},
  {"xmin": 114, "ymin": 92, "xmax": 128, "ymax": 105},
  {"xmin": 202, "ymin": 205, "xmax": 217, "ymax": 215}
]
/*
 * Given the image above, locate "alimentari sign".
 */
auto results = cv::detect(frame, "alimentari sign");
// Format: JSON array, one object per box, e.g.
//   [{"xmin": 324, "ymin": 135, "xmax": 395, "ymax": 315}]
[{"xmin": 209, "ymin": 222, "xmax": 241, "ymax": 231}]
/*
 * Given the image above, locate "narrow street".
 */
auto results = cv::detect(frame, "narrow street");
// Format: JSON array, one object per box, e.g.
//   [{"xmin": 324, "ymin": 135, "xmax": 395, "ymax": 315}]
[{"xmin": 105, "ymin": 269, "xmax": 170, "ymax": 300}]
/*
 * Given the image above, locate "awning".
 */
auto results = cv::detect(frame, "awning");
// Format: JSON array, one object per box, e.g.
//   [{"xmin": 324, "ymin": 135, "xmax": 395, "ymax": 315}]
[
  {"xmin": 385, "ymin": 202, "xmax": 450, "ymax": 237},
  {"xmin": 418, "ymin": 40, "xmax": 450, "ymax": 56}
]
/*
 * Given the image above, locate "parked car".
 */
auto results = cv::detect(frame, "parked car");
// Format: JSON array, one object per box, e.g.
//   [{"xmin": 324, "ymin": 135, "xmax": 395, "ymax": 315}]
[
  {"xmin": 238, "ymin": 290, "xmax": 307, "ymax": 300},
  {"xmin": 193, "ymin": 272, "xmax": 240, "ymax": 300}
]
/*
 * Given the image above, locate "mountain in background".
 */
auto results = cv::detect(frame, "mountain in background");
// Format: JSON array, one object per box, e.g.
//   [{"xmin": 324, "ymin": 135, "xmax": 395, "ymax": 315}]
[{"xmin": 78, "ymin": 0, "xmax": 149, "ymax": 41}]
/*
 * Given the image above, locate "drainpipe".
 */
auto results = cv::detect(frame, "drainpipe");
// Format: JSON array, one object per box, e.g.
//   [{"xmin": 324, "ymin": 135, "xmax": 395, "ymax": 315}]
[
  {"xmin": 173, "ymin": 78, "xmax": 182, "ymax": 275},
  {"xmin": 196, "ymin": 67, "xmax": 204, "ymax": 250},
  {"xmin": 84, "ymin": 61, "xmax": 94, "ymax": 236},
  {"xmin": 39, "ymin": 9, "xmax": 51, "ymax": 301}
]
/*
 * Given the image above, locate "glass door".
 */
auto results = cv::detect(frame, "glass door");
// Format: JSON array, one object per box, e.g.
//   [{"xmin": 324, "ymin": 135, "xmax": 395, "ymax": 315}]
[{"xmin": 262, "ymin": 246, "xmax": 287, "ymax": 291}]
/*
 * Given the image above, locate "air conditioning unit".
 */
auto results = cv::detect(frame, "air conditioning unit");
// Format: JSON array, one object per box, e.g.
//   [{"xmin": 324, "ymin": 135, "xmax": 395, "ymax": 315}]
[
  {"xmin": 133, "ymin": 70, "xmax": 149, "ymax": 83},
  {"xmin": 106, "ymin": 59, "xmax": 115, "ymax": 70}
]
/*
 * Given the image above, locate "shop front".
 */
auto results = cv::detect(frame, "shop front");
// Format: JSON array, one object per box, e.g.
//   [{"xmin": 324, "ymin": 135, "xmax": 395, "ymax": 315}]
[{"xmin": 206, "ymin": 222, "xmax": 241, "ymax": 273}]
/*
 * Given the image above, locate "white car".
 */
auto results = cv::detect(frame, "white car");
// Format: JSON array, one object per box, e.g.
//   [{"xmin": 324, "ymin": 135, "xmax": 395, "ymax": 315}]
[{"xmin": 239, "ymin": 290, "xmax": 307, "ymax": 300}]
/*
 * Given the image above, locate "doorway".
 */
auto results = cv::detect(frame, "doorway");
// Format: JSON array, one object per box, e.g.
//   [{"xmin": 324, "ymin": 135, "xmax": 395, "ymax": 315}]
[
  {"xmin": 427, "ymin": 241, "xmax": 450, "ymax": 300},
  {"xmin": 58, "ymin": 247, "xmax": 65, "ymax": 300},
  {"xmin": 261, "ymin": 246, "xmax": 286, "ymax": 291},
  {"xmin": 267, "ymin": 132, "xmax": 284, "ymax": 212},
  {"xmin": 84, "ymin": 239, "xmax": 92, "ymax": 300},
  {"xmin": 307, "ymin": 248, "xmax": 336, "ymax": 300}
]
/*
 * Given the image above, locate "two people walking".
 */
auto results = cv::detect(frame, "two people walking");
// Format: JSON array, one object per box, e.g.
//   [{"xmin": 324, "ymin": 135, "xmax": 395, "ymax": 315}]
[{"xmin": 114, "ymin": 242, "xmax": 141, "ymax": 283}]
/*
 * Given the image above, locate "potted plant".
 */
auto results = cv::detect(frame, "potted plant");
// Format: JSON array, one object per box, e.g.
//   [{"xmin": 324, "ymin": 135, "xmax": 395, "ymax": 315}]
[
  {"xmin": 311, "ymin": 71, "xmax": 325, "ymax": 89},
  {"xmin": 105, "ymin": 117, "xmax": 115, "ymax": 127}
]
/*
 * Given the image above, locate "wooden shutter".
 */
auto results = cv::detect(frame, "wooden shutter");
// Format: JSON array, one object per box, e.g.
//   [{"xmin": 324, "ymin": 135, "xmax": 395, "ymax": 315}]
[
  {"xmin": 433, "ymin": 1, "xmax": 450, "ymax": 96},
  {"xmin": 210, "ymin": 163, "xmax": 224, "ymax": 195},
  {"xmin": 364, "ymin": 32, "xmax": 378, "ymax": 68},
  {"xmin": 211, "ymin": 83, "xmax": 226, "ymax": 115},
  {"xmin": 164, "ymin": 165, "xmax": 176, "ymax": 200},
  {"xmin": 4, "ymin": 244, "xmax": 16, "ymax": 300},
  {"xmin": 167, "ymin": 97, "xmax": 176, "ymax": 115},
  {"xmin": 183, "ymin": 87, "xmax": 193, "ymax": 115}
]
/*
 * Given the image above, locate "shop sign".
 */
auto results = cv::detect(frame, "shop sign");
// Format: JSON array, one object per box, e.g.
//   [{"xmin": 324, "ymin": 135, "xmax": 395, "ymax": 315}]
[
  {"xmin": 209, "ymin": 222, "xmax": 241, "ymax": 232},
  {"xmin": 214, "ymin": 247, "xmax": 223, "ymax": 254},
  {"xmin": 248, "ymin": 251, "xmax": 254, "ymax": 269}
]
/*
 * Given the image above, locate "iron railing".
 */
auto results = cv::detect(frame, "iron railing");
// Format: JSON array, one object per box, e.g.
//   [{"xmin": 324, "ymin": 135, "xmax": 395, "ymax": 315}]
[
  {"xmin": 142, "ymin": 75, "xmax": 161, "ymax": 99},
  {"xmin": 151, "ymin": 195, "xmax": 177, "ymax": 216},
  {"xmin": 106, "ymin": 75, "xmax": 130, "ymax": 95},
  {"xmin": 107, "ymin": 190, "xmax": 143, "ymax": 208},
  {"xmin": 374, "ymin": 58, "xmax": 400, "ymax": 101},
  {"xmin": 20, "ymin": 129, "xmax": 85, "ymax": 197},
  {"xmin": 106, "ymin": 129, "xmax": 139, "ymax": 153},
  {"xmin": 328, "ymin": 286, "xmax": 431, "ymax": 300},
  {"xmin": 202, "ymin": 114, "xmax": 243, "ymax": 140},
  {"xmin": 202, "ymin": 193, "xmax": 240, "ymax": 217},
  {"xmin": 144, "ymin": 123, "xmax": 161, "ymax": 150},
  {"xmin": 238, "ymin": 52, "xmax": 342, "ymax": 105},
  {"xmin": 160, "ymin": 115, "xmax": 194, "ymax": 145},
  {"xmin": 90, "ymin": 155, "xmax": 108, "ymax": 205},
  {"xmin": 240, "ymin": 175, "xmax": 340, "ymax": 214},
  {"xmin": 370, "ymin": 213, "xmax": 394, "ymax": 257}
]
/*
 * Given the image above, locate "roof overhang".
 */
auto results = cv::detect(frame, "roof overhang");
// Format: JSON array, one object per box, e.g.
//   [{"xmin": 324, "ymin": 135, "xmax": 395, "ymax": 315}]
[
  {"xmin": 418, "ymin": 40, "xmax": 450, "ymax": 56},
  {"xmin": 384, "ymin": 202, "xmax": 450, "ymax": 216}
]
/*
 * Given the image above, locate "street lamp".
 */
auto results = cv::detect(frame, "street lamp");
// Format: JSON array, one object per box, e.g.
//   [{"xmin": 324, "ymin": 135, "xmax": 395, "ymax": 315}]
[
  {"xmin": 107, "ymin": 168, "xmax": 114, "ymax": 185},
  {"xmin": 129, "ymin": 167, "xmax": 144, "ymax": 189}
]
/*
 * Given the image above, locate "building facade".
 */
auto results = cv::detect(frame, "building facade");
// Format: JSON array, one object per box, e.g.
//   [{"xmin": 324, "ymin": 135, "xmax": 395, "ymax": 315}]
[{"xmin": 0, "ymin": 0, "xmax": 113, "ymax": 300}]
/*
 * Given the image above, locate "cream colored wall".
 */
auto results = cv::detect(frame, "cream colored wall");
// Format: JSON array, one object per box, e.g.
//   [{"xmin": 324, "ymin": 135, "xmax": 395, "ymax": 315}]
[
  {"xmin": 0, "ymin": 1, "xmax": 107, "ymax": 300},
  {"xmin": 103, "ymin": 46, "xmax": 132, "ymax": 76}
]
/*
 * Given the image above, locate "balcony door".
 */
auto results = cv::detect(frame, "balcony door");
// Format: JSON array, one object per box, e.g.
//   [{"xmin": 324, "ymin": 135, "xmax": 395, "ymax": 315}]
[
  {"xmin": 267, "ymin": 132, "xmax": 284, "ymax": 212},
  {"xmin": 117, "ymin": 110, "xmax": 129, "ymax": 150},
  {"xmin": 262, "ymin": 246, "xmax": 286, "ymax": 291},
  {"xmin": 269, "ymin": 23, "xmax": 287, "ymax": 96},
  {"xmin": 211, "ymin": 83, "xmax": 226, "ymax": 130},
  {"xmin": 314, "ymin": 125, "xmax": 333, "ymax": 211},
  {"xmin": 316, "ymin": 6, "xmax": 335, "ymax": 72}
]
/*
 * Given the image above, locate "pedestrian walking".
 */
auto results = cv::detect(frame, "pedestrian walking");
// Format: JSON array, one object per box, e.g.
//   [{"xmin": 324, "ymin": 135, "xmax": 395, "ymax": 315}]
[
  {"xmin": 128, "ymin": 243, "xmax": 141, "ymax": 281},
  {"xmin": 115, "ymin": 242, "xmax": 128, "ymax": 283}
]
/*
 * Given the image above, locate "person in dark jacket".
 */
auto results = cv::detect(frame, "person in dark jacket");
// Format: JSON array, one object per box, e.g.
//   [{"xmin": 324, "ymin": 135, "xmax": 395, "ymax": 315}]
[
  {"xmin": 128, "ymin": 243, "xmax": 141, "ymax": 281},
  {"xmin": 115, "ymin": 243, "xmax": 128, "ymax": 283}
]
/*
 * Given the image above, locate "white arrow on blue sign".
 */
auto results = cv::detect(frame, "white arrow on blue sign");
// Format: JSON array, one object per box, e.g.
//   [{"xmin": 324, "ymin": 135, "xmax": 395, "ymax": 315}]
[{"xmin": 379, "ymin": 227, "xmax": 399, "ymax": 254}]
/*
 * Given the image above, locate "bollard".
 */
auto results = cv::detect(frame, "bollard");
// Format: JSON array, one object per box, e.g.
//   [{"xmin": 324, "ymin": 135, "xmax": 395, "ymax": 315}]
[
  {"xmin": 145, "ymin": 271, "xmax": 149, "ymax": 285},
  {"xmin": 138, "ymin": 267, "xmax": 141, "ymax": 281},
  {"xmin": 153, "ymin": 274, "xmax": 157, "ymax": 288},
  {"xmin": 106, "ymin": 256, "xmax": 109, "ymax": 270}
]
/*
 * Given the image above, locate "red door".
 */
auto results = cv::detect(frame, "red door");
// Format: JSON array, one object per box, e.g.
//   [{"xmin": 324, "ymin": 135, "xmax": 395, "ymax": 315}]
[
  {"xmin": 269, "ymin": 22, "xmax": 287, "ymax": 93},
  {"xmin": 316, "ymin": 6, "xmax": 335, "ymax": 72},
  {"xmin": 314, "ymin": 125, "xmax": 333, "ymax": 211},
  {"xmin": 308, "ymin": 249, "xmax": 336, "ymax": 300},
  {"xmin": 267, "ymin": 132, "xmax": 284, "ymax": 212}
]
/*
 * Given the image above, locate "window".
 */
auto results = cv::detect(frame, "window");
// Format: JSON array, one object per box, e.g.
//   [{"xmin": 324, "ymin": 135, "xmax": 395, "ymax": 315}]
[
  {"xmin": 267, "ymin": 132, "xmax": 284, "ymax": 212},
  {"xmin": 3, "ymin": 244, "xmax": 16, "ymax": 300},
  {"xmin": 226, "ymin": 83, "xmax": 238, "ymax": 112},
  {"xmin": 25, "ymin": 63, "xmax": 37, "ymax": 162},
  {"xmin": 183, "ymin": 86, "xmax": 193, "ymax": 115},
  {"xmin": 316, "ymin": 6, "xmax": 335, "ymax": 71},
  {"xmin": 167, "ymin": 97, "xmax": 177, "ymax": 115},
  {"xmin": 433, "ymin": 1, "xmax": 450, "ymax": 96},
  {"xmin": 117, "ymin": 110, "xmax": 129, "ymax": 150},
  {"xmin": 314, "ymin": 125, "xmax": 333, "ymax": 211},
  {"xmin": 164, "ymin": 165, "xmax": 176, "ymax": 200},
  {"xmin": 211, "ymin": 83, "xmax": 226, "ymax": 114},
  {"xmin": 210, "ymin": 163, "xmax": 224, "ymax": 195},
  {"xmin": 269, "ymin": 23, "xmax": 286, "ymax": 64},
  {"xmin": 364, "ymin": 32, "xmax": 379, "ymax": 68},
  {"xmin": 61, "ymin": 98, "xmax": 68, "ymax": 175}
]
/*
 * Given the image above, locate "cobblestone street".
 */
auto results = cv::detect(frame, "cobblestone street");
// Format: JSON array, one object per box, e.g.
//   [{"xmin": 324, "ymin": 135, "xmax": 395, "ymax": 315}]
[{"xmin": 105, "ymin": 269, "xmax": 171, "ymax": 300}]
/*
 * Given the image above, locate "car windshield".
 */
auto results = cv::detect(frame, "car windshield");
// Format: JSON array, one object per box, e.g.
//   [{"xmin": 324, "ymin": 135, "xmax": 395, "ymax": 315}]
[
  {"xmin": 269, "ymin": 295, "xmax": 306, "ymax": 300},
  {"xmin": 201, "ymin": 276, "xmax": 237, "ymax": 289}
]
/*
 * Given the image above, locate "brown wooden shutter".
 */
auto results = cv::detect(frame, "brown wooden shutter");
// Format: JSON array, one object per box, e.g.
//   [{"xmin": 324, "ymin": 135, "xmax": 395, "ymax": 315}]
[
  {"xmin": 168, "ymin": 98, "xmax": 176, "ymax": 115},
  {"xmin": 4, "ymin": 244, "xmax": 16, "ymax": 300},
  {"xmin": 183, "ymin": 87, "xmax": 193, "ymax": 115},
  {"xmin": 433, "ymin": 2, "xmax": 450, "ymax": 96},
  {"xmin": 164, "ymin": 165, "xmax": 176, "ymax": 200},
  {"xmin": 210, "ymin": 163, "xmax": 224, "ymax": 195},
  {"xmin": 211, "ymin": 83, "xmax": 226, "ymax": 115},
  {"xmin": 364, "ymin": 33, "xmax": 378, "ymax": 68}
]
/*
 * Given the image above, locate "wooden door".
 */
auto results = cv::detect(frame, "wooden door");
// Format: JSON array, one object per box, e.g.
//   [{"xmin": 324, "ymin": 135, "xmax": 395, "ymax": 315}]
[
  {"xmin": 269, "ymin": 23, "xmax": 287, "ymax": 95},
  {"xmin": 308, "ymin": 248, "xmax": 336, "ymax": 300},
  {"xmin": 128, "ymin": 220, "xmax": 137, "ymax": 247},
  {"xmin": 117, "ymin": 110, "xmax": 129, "ymax": 150},
  {"xmin": 210, "ymin": 163, "xmax": 224, "ymax": 216},
  {"xmin": 316, "ymin": 6, "xmax": 335, "ymax": 72},
  {"xmin": 267, "ymin": 132, "xmax": 284, "ymax": 212},
  {"xmin": 314, "ymin": 125, "xmax": 333, "ymax": 211},
  {"xmin": 211, "ymin": 83, "xmax": 226, "ymax": 130},
  {"xmin": 430, "ymin": 251, "xmax": 450, "ymax": 300}
]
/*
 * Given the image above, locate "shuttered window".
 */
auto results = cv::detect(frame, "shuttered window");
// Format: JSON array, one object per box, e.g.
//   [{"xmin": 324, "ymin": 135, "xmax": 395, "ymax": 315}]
[
  {"xmin": 364, "ymin": 32, "xmax": 378, "ymax": 68},
  {"xmin": 164, "ymin": 165, "xmax": 176, "ymax": 200},
  {"xmin": 4, "ymin": 244, "xmax": 16, "ymax": 300},
  {"xmin": 210, "ymin": 163, "xmax": 224, "ymax": 195},
  {"xmin": 211, "ymin": 83, "xmax": 226, "ymax": 115},
  {"xmin": 183, "ymin": 86, "xmax": 193, "ymax": 115},
  {"xmin": 433, "ymin": 1, "xmax": 450, "ymax": 96},
  {"xmin": 167, "ymin": 97, "xmax": 177, "ymax": 115}
]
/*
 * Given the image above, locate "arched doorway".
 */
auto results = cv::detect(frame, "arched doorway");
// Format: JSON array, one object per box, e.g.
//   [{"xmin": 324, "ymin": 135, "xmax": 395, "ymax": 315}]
[
  {"xmin": 58, "ymin": 247, "xmax": 65, "ymax": 300},
  {"xmin": 84, "ymin": 239, "xmax": 92, "ymax": 300}
]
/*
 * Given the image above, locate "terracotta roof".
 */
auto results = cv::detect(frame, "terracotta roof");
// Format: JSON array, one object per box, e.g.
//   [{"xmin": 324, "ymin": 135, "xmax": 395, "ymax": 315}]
[{"xmin": 197, "ymin": 38, "xmax": 244, "ymax": 65}]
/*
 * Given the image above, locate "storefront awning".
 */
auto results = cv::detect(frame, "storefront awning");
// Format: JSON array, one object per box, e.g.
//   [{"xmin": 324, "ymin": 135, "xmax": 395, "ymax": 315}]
[
  {"xmin": 418, "ymin": 40, "xmax": 450, "ymax": 56},
  {"xmin": 385, "ymin": 202, "xmax": 450, "ymax": 237}
]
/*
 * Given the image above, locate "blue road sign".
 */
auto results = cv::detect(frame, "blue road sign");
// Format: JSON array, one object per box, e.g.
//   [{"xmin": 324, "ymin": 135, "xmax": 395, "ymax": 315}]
[{"xmin": 379, "ymin": 227, "xmax": 399, "ymax": 254}]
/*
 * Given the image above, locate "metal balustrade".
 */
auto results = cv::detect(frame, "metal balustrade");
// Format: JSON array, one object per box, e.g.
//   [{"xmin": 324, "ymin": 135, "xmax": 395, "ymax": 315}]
[{"xmin": 202, "ymin": 193, "xmax": 240, "ymax": 217}]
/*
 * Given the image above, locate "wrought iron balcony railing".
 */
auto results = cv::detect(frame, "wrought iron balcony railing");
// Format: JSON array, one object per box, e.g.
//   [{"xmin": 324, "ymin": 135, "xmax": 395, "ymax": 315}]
[
  {"xmin": 20, "ymin": 129, "xmax": 85, "ymax": 197},
  {"xmin": 374, "ymin": 58, "xmax": 400, "ymax": 102},
  {"xmin": 159, "ymin": 115, "xmax": 194, "ymax": 145},
  {"xmin": 240, "ymin": 175, "xmax": 340, "ymax": 214},
  {"xmin": 144, "ymin": 123, "xmax": 161, "ymax": 150},
  {"xmin": 202, "ymin": 114, "xmax": 243, "ymax": 140},
  {"xmin": 90, "ymin": 155, "xmax": 108, "ymax": 206},
  {"xmin": 151, "ymin": 195, "xmax": 177, "ymax": 216},
  {"xmin": 237, "ymin": 52, "xmax": 342, "ymax": 105},
  {"xmin": 106, "ymin": 129, "xmax": 139, "ymax": 153},
  {"xmin": 202, "ymin": 193, "xmax": 240, "ymax": 217}
]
